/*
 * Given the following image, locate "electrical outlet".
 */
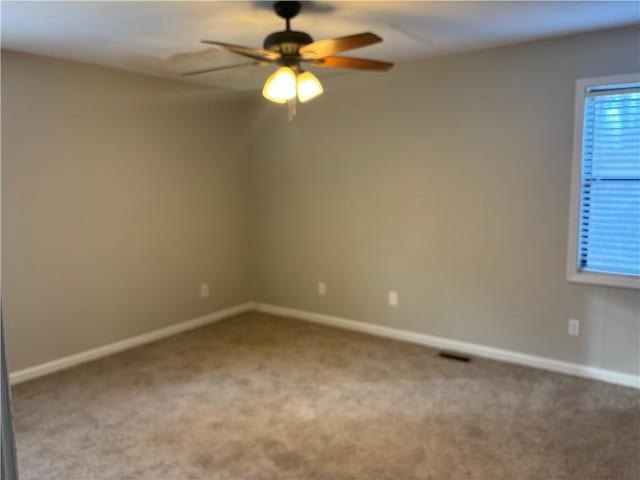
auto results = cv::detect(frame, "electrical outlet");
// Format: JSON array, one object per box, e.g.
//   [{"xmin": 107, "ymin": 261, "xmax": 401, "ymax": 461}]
[
  {"xmin": 568, "ymin": 318, "xmax": 580, "ymax": 336},
  {"xmin": 317, "ymin": 282, "xmax": 327, "ymax": 296},
  {"xmin": 200, "ymin": 283, "xmax": 210, "ymax": 299},
  {"xmin": 388, "ymin": 290, "xmax": 399, "ymax": 307}
]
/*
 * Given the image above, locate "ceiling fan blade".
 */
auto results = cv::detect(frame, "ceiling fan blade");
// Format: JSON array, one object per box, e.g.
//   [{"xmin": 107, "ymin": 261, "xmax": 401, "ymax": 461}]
[
  {"xmin": 308, "ymin": 56, "xmax": 393, "ymax": 71},
  {"xmin": 181, "ymin": 61, "xmax": 264, "ymax": 77},
  {"xmin": 299, "ymin": 32, "xmax": 382, "ymax": 59},
  {"xmin": 201, "ymin": 40, "xmax": 281, "ymax": 62}
]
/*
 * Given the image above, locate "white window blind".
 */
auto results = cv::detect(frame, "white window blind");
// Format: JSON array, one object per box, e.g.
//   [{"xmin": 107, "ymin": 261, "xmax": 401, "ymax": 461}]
[{"xmin": 578, "ymin": 84, "xmax": 640, "ymax": 277}]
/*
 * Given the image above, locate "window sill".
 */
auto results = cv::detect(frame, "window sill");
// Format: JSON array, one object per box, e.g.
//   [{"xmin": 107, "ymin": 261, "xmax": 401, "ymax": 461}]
[{"xmin": 568, "ymin": 271, "xmax": 640, "ymax": 289}]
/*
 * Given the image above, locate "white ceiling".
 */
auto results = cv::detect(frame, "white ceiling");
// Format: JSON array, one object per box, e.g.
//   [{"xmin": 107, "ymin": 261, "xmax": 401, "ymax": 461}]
[{"xmin": 2, "ymin": 1, "xmax": 639, "ymax": 91}]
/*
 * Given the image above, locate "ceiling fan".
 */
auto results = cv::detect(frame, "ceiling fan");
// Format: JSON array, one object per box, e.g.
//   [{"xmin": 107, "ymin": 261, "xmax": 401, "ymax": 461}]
[{"xmin": 183, "ymin": 1, "xmax": 393, "ymax": 116}]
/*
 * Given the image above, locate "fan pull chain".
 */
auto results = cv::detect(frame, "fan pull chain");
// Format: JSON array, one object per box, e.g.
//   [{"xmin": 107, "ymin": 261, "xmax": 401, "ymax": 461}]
[{"xmin": 288, "ymin": 96, "xmax": 297, "ymax": 121}]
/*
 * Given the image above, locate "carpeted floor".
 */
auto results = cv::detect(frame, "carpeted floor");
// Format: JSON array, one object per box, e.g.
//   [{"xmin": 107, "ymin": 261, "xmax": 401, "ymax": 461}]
[{"xmin": 11, "ymin": 312, "xmax": 640, "ymax": 480}]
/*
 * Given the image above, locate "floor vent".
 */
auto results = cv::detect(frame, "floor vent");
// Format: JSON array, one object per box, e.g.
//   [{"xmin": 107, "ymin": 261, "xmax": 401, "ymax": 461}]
[{"xmin": 438, "ymin": 351, "xmax": 471, "ymax": 362}]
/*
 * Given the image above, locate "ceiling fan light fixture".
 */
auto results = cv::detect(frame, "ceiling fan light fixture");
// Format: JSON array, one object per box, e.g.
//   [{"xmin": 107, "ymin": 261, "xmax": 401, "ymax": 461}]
[
  {"xmin": 188, "ymin": 1, "xmax": 392, "ymax": 114},
  {"xmin": 296, "ymin": 70, "xmax": 323, "ymax": 103},
  {"xmin": 262, "ymin": 66, "xmax": 296, "ymax": 103}
]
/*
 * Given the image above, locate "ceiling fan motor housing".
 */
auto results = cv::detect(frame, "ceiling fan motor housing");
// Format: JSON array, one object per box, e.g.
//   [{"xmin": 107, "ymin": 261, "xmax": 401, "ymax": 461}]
[{"xmin": 264, "ymin": 30, "xmax": 313, "ymax": 57}]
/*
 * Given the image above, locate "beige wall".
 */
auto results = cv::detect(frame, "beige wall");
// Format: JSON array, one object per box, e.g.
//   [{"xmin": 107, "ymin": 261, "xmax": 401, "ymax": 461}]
[
  {"xmin": 250, "ymin": 26, "xmax": 640, "ymax": 375},
  {"xmin": 2, "ymin": 51, "xmax": 253, "ymax": 371},
  {"xmin": 3, "ymin": 26, "xmax": 639, "ymax": 378}
]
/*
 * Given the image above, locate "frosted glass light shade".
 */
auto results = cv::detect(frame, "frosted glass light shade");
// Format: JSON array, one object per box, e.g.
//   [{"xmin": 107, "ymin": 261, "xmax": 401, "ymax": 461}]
[
  {"xmin": 262, "ymin": 67, "xmax": 297, "ymax": 103},
  {"xmin": 296, "ymin": 71, "xmax": 323, "ymax": 103}
]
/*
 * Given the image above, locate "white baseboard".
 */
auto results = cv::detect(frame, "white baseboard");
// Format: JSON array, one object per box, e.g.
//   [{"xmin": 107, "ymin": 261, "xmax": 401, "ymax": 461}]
[
  {"xmin": 12, "ymin": 301, "xmax": 638, "ymax": 390},
  {"xmin": 9, "ymin": 302, "xmax": 254, "ymax": 385},
  {"xmin": 254, "ymin": 303, "xmax": 640, "ymax": 389}
]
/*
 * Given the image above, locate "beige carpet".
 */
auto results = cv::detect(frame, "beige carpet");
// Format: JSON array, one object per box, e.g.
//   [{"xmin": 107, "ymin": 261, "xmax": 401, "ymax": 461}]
[{"xmin": 11, "ymin": 312, "xmax": 640, "ymax": 480}]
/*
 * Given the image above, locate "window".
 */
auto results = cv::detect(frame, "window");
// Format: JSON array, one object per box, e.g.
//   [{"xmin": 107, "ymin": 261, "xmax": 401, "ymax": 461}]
[{"xmin": 567, "ymin": 74, "xmax": 640, "ymax": 289}]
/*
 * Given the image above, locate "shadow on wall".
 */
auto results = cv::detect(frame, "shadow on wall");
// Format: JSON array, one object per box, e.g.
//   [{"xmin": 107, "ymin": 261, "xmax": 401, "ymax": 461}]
[{"xmin": 579, "ymin": 288, "xmax": 640, "ymax": 372}]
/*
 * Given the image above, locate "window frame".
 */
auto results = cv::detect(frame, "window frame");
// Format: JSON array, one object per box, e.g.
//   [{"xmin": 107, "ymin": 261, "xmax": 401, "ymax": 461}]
[{"xmin": 567, "ymin": 73, "xmax": 640, "ymax": 289}]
